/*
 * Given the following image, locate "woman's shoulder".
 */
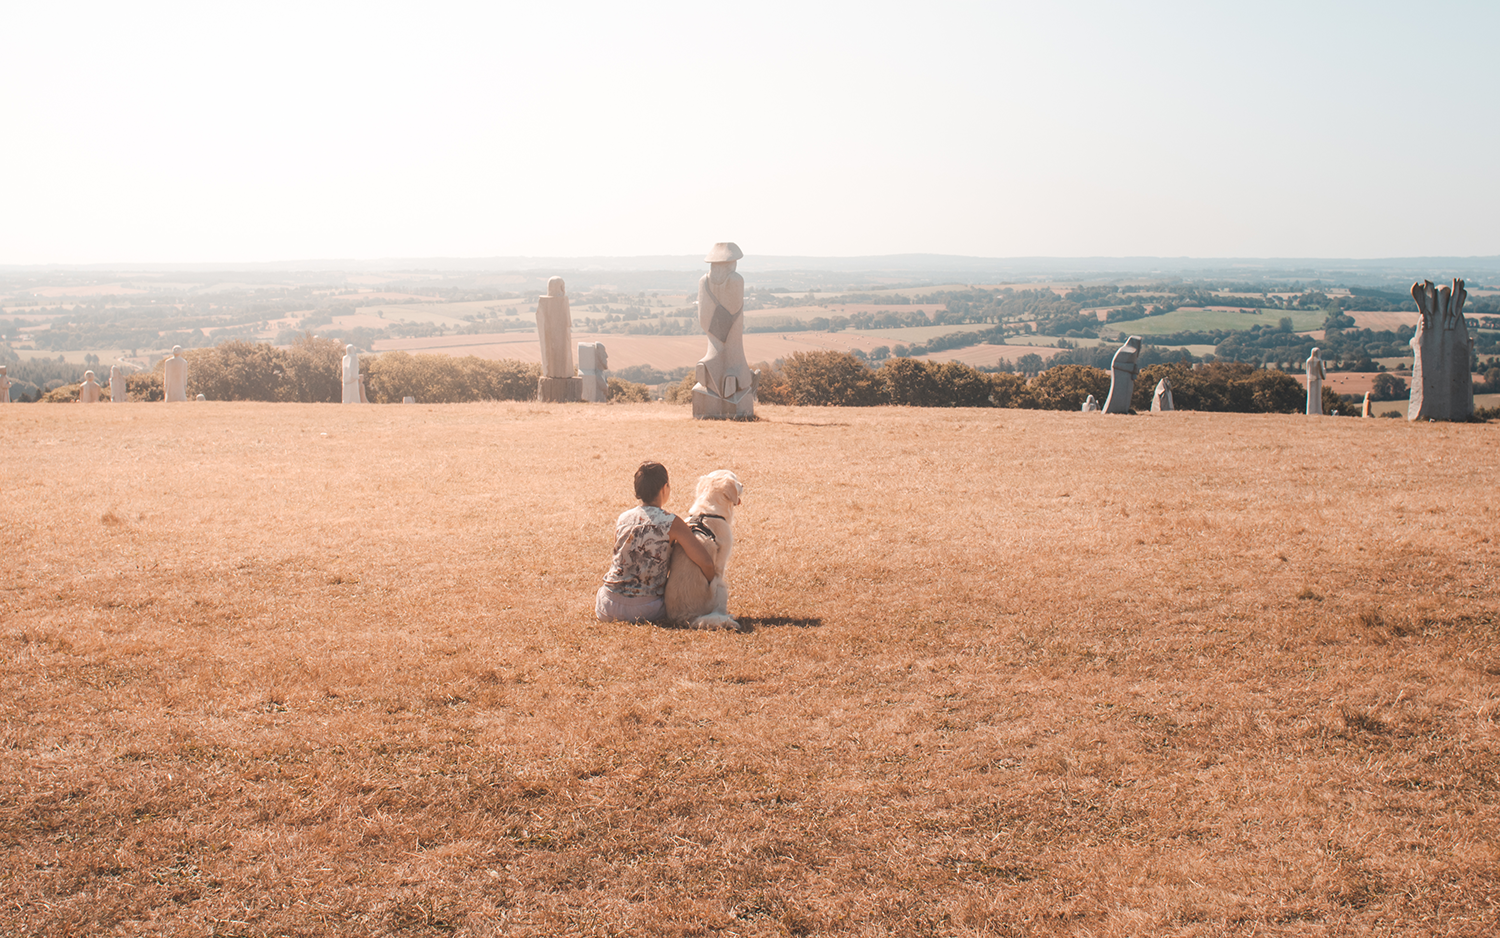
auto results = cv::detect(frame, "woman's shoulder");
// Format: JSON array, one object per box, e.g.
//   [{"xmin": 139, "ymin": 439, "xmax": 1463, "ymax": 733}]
[{"xmin": 618, "ymin": 505, "xmax": 675, "ymax": 527}]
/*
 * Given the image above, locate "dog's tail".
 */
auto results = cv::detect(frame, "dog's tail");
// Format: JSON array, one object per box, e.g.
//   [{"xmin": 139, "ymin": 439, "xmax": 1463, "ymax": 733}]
[{"xmin": 689, "ymin": 613, "xmax": 742, "ymax": 632}]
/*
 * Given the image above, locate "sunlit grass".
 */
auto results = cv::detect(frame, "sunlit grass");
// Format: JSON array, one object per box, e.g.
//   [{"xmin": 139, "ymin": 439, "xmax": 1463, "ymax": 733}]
[{"xmin": 2, "ymin": 402, "xmax": 1497, "ymax": 936}]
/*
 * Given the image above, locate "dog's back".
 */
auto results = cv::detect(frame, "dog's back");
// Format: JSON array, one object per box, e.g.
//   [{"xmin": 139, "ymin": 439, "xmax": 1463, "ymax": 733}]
[{"xmin": 664, "ymin": 539, "xmax": 716, "ymax": 619}]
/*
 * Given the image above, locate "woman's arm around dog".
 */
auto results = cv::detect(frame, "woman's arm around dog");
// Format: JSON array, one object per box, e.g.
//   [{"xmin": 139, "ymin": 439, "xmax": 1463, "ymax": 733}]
[{"xmin": 669, "ymin": 517, "xmax": 717, "ymax": 580}]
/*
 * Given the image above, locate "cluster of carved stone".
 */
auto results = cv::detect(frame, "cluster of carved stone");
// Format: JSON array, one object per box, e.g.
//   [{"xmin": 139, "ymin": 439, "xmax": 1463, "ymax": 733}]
[
  {"xmin": 34, "ymin": 268, "xmax": 1476, "ymax": 422},
  {"xmin": 1408, "ymin": 279, "xmax": 1473, "ymax": 421}
]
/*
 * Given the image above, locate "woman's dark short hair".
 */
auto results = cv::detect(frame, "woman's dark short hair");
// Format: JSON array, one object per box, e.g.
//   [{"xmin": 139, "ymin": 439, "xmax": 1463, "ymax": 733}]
[{"xmin": 634, "ymin": 461, "xmax": 669, "ymax": 502}]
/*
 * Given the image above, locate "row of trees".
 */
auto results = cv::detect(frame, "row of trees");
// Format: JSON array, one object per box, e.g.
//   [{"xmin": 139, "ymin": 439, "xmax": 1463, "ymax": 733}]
[{"xmin": 721, "ymin": 352, "xmax": 1315, "ymax": 413}]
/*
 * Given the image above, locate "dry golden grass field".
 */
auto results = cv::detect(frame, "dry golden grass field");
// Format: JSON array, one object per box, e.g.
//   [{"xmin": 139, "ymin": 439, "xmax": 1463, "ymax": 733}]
[{"xmin": 3, "ymin": 403, "xmax": 1499, "ymax": 937}]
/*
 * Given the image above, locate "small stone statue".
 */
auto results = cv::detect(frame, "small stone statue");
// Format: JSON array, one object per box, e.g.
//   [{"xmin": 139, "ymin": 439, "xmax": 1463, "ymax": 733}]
[
  {"xmin": 536, "ymin": 277, "xmax": 582, "ymax": 402},
  {"xmin": 196, "ymin": 393, "xmax": 206, "ymax": 401},
  {"xmin": 1151, "ymin": 377, "xmax": 1174, "ymax": 412},
  {"xmin": 163, "ymin": 346, "xmax": 188, "ymax": 402},
  {"xmin": 1103, "ymin": 336, "xmax": 1143, "ymax": 414},
  {"xmin": 0, "ymin": 365, "xmax": 11, "ymax": 404},
  {"xmin": 109, "ymin": 365, "xmax": 127, "ymax": 403},
  {"xmin": 693, "ymin": 242, "xmax": 757, "ymax": 418},
  {"xmin": 79, "ymin": 370, "xmax": 102, "ymax": 403},
  {"xmin": 1305, "ymin": 347, "xmax": 1326, "ymax": 415},
  {"xmin": 579, "ymin": 342, "xmax": 609, "ymax": 403},
  {"xmin": 358, "ymin": 373, "xmax": 370, "ymax": 404},
  {"xmin": 1362, "ymin": 391, "xmax": 1372, "ymax": 418},
  {"xmin": 1081, "ymin": 394, "xmax": 1100, "ymax": 412},
  {"xmin": 1408, "ymin": 278, "xmax": 1473, "ymax": 421},
  {"xmin": 342, "ymin": 345, "xmax": 361, "ymax": 404}
]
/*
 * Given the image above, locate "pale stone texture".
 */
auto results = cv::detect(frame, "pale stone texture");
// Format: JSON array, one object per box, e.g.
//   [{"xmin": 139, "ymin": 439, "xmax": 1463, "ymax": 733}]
[
  {"xmin": 164, "ymin": 347, "xmax": 188, "ymax": 402},
  {"xmin": 358, "ymin": 374, "xmax": 370, "ymax": 404},
  {"xmin": 79, "ymin": 371, "xmax": 102, "ymax": 403},
  {"xmin": 1081, "ymin": 394, "xmax": 1100, "ymax": 412},
  {"xmin": 1408, "ymin": 278, "xmax": 1473, "ymax": 421},
  {"xmin": 109, "ymin": 365, "xmax": 127, "ymax": 403},
  {"xmin": 0, "ymin": 366, "xmax": 11, "ymax": 404},
  {"xmin": 196, "ymin": 393, "xmax": 206, "ymax": 401},
  {"xmin": 579, "ymin": 342, "xmax": 609, "ymax": 403},
  {"xmin": 1151, "ymin": 377, "xmax": 1174, "ymax": 412},
  {"xmin": 693, "ymin": 243, "xmax": 757, "ymax": 419},
  {"xmin": 342, "ymin": 346, "xmax": 361, "ymax": 405},
  {"xmin": 403, "ymin": 396, "xmax": 416, "ymax": 404},
  {"xmin": 1103, "ymin": 336, "xmax": 1142, "ymax": 414},
  {"xmin": 1305, "ymin": 348, "xmax": 1326, "ymax": 415},
  {"xmin": 535, "ymin": 277, "xmax": 582, "ymax": 403},
  {"xmin": 1362, "ymin": 391, "xmax": 1372, "ymax": 418}
]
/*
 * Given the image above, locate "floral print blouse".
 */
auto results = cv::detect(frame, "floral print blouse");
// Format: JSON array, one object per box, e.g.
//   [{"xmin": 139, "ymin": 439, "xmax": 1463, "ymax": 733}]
[{"xmin": 602, "ymin": 505, "xmax": 676, "ymax": 598}]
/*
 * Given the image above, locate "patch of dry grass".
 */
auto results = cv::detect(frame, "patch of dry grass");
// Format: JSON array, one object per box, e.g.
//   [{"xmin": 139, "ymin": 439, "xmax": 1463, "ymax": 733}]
[{"xmin": 2, "ymin": 403, "xmax": 1499, "ymax": 936}]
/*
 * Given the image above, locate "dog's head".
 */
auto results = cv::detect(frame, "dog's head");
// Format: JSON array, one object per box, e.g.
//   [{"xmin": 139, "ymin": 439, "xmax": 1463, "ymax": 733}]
[{"xmin": 696, "ymin": 469, "xmax": 743, "ymax": 510}]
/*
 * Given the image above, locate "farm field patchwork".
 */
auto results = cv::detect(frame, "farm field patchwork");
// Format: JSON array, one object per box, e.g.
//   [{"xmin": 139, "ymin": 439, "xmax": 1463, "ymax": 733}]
[
  {"xmin": 1112, "ymin": 307, "xmax": 1325, "ymax": 335},
  {"xmin": 3, "ymin": 404, "xmax": 1498, "ymax": 936}
]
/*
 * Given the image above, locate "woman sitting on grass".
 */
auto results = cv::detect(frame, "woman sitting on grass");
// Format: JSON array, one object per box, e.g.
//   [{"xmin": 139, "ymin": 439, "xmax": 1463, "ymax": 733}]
[{"xmin": 596, "ymin": 461, "xmax": 718, "ymax": 623}]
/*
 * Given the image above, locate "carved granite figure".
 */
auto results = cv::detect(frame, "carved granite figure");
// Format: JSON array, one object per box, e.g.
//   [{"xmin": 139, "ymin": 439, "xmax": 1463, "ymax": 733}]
[
  {"xmin": 358, "ymin": 373, "xmax": 370, "ymax": 404},
  {"xmin": 109, "ymin": 365, "xmax": 127, "ymax": 403},
  {"xmin": 1081, "ymin": 394, "xmax": 1100, "ymax": 412},
  {"xmin": 536, "ymin": 277, "xmax": 582, "ymax": 402},
  {"xmin": 693, "ymin": 243, "xmax": 757, "ymax": 418},
  {"xmin": 1305, "ymin": 347, "xmax": 1326, "ymax": 415},
  {"xmin": 1151, "ymin": 377, "xmax": 1174, "ymax": 412},
  {"xmin": 1408, "ymin": 278, "xmax": 1473, "ymax": 421},
  {"xmin": 1103, "ymin": 336, "xmax": 1143, "ymax": 413},
  {"xmin": 79, "ymin": 370, "xmax": 102, "ymax": 403},
  {"xmin": 1362, "ymin": 391, "xmax": 1372, "ymax": 418},
  {"xmin": 163, "ymin": 346, "xmax": 188, "ymax": 402},
  {"xmin": 579, "ymin": 342, "xmax": 609, "ymax": 403},
  {"xmin": 196, "ymin": 393, "xmax": 206, "ymax": 401},
  {"xmin": 0, "ymin": 365, "xmax": 10, "ymax": 404},
  {"xmin": 342, "ymin": 345, "xmax": 361, "ymax": 404}
]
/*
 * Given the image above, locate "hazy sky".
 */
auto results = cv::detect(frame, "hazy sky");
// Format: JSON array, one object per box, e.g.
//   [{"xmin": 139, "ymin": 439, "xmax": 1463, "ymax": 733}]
[{"xmin": 3, "ymin": 1, "xmax": 1496, "ymax": 264}]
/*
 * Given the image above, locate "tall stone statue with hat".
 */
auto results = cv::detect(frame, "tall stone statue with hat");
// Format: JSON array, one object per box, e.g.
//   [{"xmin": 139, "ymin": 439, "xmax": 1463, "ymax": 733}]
[
  {"xmin": 536, "ymin": 276, "xmax": 582, "ymax": 402},
  {"xmin": 693, "ymin": 242, "xmax": 757, "ymax": 419}
]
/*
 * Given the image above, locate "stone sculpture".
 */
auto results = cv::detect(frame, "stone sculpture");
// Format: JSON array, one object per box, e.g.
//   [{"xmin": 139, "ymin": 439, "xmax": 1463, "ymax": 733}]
[
  {"xmin": 1305, "ymin": 347, "xmax": 1326, "ymax": 415},
  {"xmin": 579, "ymin": 342, "xmax": 609, "ymax": 403},
  {"xmin": 693, "ymin": 242, "xmax": 757, "ymax": 418},
  {"xmin": 164, "ymin": 346, "xmax": 188, "ymax": 402},
  {"xmin": 1103, "ymin": 336, "xmax": 1143, "ymax": 414},
  {"xmin": 536, "ymin": 277, "xmax": 582, "ymax": 403},
  {"xmin": 342, "ymin": 345, "xmax": 361, "ymax": 405},
  {"xmin": 79, "ymin": 371, "xmax": 102, "ymax": 403},
  {"xmin": 196, "ymin": 393, "xmax": 206, "ymax": 401},
  {"xmin": 1151, "ymin": 377, "xmax": 1174, "ymax": 412},
  {"xmin": 0, "ymin": 365, "xmax": 10, "ymax": 404},
  {"xmin": 109, "ymin": 365, "xmax": 127, "ymax": 403},
  {"xmin": 403, "ymin": 396, "xmax": 416, "ymax": 404},
  {"xmin": 1362, "ymin": 391, "xmax": 1372, "ymax": 418},
  {"xmin": 1081, "ymin": 394, "xmax": 1100, "ymax": 412},
  {"xmin": 1408, "ymin": 278, "xmax": 1473, "ymax": 421},
  {"xmin": 358, "ymin": 373, "xmax": 370, "ymax": 404}
]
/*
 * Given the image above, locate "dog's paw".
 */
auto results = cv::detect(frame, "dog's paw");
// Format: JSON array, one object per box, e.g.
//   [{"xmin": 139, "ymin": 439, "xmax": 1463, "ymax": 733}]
[{"xmin": 689, "ymin": 613, "xmax": 741, "ymax": 632}]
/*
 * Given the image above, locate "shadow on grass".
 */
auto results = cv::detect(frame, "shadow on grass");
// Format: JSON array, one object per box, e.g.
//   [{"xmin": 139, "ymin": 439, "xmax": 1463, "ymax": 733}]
[
  {"xmin": 737, "ymin": 616, "xmax": 822, "ymax": 630},
  {"xmin": 658, "ymin": 615, "xmax": 822, "ymax": 633}
]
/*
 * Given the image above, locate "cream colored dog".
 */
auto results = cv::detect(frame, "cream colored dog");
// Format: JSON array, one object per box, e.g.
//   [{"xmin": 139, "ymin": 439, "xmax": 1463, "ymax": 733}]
[{"xmin": 664, "ymin": 469, "xmax": 743, "ymax": 630}]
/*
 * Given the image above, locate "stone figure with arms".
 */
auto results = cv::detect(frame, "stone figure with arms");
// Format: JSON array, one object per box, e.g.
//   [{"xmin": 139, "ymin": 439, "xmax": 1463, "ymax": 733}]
[{"xmin": 693, "ymin": 242, "xmax": 757, "ymax": 419}]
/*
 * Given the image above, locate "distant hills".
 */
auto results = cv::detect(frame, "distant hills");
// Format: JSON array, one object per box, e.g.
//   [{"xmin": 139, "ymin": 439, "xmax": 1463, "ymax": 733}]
[{"xmin": 4, "ymin": 255, "xmax": 1498, "ymax": 291}]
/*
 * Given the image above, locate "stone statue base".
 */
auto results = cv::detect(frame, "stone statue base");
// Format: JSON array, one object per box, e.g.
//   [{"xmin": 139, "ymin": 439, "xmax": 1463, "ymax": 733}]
[
  {"xmin": 692, "ymin": 385, "xmax": 756, "ymax": 419},
  {"xmin": 537, "ymin": 376, "xmax": 582, "ymax": 403},
  {"xmin": 581, "ymin": 373, "xmax": 607, "ymax": 402}
]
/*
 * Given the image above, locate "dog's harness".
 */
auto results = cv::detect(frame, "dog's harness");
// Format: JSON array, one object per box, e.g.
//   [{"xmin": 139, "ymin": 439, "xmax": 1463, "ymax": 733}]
[{"xmin": 687, "ymin": 513, "xmax": 725, "ymax": 542}]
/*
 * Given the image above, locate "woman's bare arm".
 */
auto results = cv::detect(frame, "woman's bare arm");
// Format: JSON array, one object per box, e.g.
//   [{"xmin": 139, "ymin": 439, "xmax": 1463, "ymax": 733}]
[{"xmin": 669, "ymin": 516, "xmax": 718, "ymax": 580}]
